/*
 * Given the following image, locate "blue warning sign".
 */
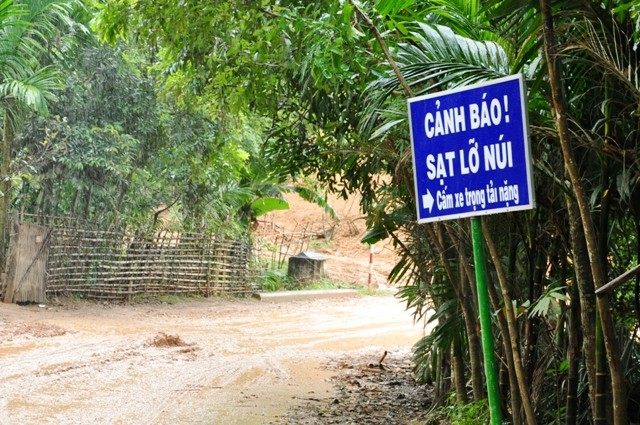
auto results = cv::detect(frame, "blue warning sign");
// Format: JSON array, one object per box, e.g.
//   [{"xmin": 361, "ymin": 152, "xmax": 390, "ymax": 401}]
[{"xmin": 408, "ymin": 74, "xmax": 535, "ymax": 223}]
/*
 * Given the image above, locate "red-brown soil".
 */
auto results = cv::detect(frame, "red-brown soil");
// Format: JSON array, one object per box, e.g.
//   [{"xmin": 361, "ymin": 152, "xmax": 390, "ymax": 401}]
[{"xmin": 257, "ymin": 190, "xmax": 399, "ymax": 287}]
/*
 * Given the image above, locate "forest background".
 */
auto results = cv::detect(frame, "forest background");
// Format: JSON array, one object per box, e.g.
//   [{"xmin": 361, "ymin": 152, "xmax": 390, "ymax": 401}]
[{"xmin": 1, "ymin": 0, "xmax": 640, "ymax": 424}]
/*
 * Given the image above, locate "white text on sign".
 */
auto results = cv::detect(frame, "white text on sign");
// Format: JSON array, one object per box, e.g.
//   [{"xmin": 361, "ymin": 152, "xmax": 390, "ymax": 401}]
[
  {"xmin": 424, "ymin": 180, "xmax": 521, "ymax": 213},
  {"xmin": 425, "ymin": 137, "xmax": 513, "ymax": 180},
  {"xmin": 423, "ymin": 93, "xmax": 510, "ymax": 138}
]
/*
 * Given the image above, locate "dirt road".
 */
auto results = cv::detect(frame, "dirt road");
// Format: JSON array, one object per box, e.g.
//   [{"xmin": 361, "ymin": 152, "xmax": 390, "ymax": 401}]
[{"xmin": 0, "ymin": 293, "xmax": 422, "ymax": 425}]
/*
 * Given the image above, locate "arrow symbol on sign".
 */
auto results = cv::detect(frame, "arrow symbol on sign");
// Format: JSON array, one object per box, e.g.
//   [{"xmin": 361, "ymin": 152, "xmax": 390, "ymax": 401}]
[{"xmin": 422, "ymin": 190, "xmax": 434, "ymax": 213}]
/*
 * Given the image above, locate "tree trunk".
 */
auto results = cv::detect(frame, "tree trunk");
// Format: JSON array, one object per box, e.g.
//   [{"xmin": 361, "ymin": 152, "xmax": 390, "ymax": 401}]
[
  {"xmin": 112, "ymin": 171, "xmax": 133, "ymax": 228},
  {"xmin": 524, "ymin": 250, "xmax": 545, "ymax": 384},
  {"xmin": 483, "ymin": 221, "xmax": 537, "ymax": 425},
  {"xmin": 458, "ymin": 256, "xmax": 485, "ymax": 402},
  {"xmin": 485, "ymin": 263, "xmax": 523, "ymax": 425},
  {"xmin": 539, "ymin": 2, "xmax": 628, "ymax": 424},
  {"xmin": 452, "ymin": 335, "xmax": 468, "ymax": 404},
  {"xmin": 433, "ymin": 335, "xmax": 451, "ymax": 403},
  {"xmin": 82, "ymin": 186, "xmax": 92, "ymax": 219},
  {"xmin": 565, "ymin": 268, "xmax": 582, "ymax": 425},
  {"xmin": 51, "ymin": 183, "xmax": 61, "ymax": 217},
  {"xmin": 444, "ymin": 222, "xmax": 486, "ymax": 401},
  {"xmin": 0, "ymin": 106, "xmax": 15, "ymax": 271},
  {"xmin": 595, "ymin": 308, "xmax": 608, "ymax": 425},
  {"xmin": 566, "ymin": 197, "xmax": 598, "ymax": 417},
  {"xmin": 71, "ymin": 187, "xmax": 80, "ymax": 216},
  {"xmin": 427, "ymin": 223, "xmax": 485, "ymax": 401},
  {"xmin": 596, "ymin": 160, "xmax": 613, "ymax": 425}
]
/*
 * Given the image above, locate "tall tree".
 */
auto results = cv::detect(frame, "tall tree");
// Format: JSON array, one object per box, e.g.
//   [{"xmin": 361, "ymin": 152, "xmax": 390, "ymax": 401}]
[{"xmin": 0, "ymin": 0, "xmax": 80, "ymax": 258}]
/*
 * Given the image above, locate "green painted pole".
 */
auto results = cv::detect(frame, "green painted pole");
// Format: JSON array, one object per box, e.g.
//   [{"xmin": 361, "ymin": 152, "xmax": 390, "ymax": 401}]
[{"xmin": 470, "ymin": 217, "xmax": 502, "ymax": 424}]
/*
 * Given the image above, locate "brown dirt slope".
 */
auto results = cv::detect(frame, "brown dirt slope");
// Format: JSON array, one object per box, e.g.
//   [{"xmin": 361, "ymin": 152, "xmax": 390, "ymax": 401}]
[{"xmin": 257, "ymin": 190, "xmax": 399, "ymax": 287}]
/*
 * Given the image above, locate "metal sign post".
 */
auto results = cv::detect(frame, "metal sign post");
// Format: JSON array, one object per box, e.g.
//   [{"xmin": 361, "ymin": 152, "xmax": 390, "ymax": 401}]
[
  {"xmin": 471, "ymin": 216, "xmax": 502, "ymax": 424},
  {"xmin": 407, "ymin": 74, "xmax": 535, "ymax": 425}
]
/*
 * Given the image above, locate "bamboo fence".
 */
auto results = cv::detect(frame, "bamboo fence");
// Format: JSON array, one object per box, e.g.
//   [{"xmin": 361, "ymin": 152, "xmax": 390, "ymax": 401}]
[
  {"xmin": 5, "ymin": 215, "xmax": 255, "ymax": 301},
  {"xmin": 253, "ymin": 220, "xmax": 336, "ymax": 269}
]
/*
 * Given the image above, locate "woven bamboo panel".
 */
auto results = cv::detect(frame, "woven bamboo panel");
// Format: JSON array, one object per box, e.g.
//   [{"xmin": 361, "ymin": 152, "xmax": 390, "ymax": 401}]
[{"xmin": 9, "ymin": 216, "xmax": 255, "ymax": 301}]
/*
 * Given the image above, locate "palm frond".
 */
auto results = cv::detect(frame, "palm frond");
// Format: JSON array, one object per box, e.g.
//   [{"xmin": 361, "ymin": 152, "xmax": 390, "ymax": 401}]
[
  {"xmin": 368, "ymin": 23, "xmax": 510, "ymax": 103},
  {"xmin": 0, "ymin": 67, "xmax": 61, "ymax": 114},
  {"xmin": 400, "ymin": 23, "xmax": 510, "ymax": 93},
  {"xmin": 361, "ymin": 22, "xmax": 511, "ymax": 142},
  {"xmin": 423, "ymin": 0, "xmax": 486, "ymax": 40},
  {"xmin": 562, "ymin": 17, "xmax": 640, "ymax": 100}
]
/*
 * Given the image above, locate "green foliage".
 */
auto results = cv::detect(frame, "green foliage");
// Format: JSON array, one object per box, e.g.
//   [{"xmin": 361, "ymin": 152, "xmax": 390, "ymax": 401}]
[
  {"xmin": 93, "ymin": 0, "xmax": 288, "ymax": 113},
  {"xmin": 15, "ymin": 37, "xmax": 306, "ymax": 236},
  {"xmin": 613, "ymin": 0, "xmax": 640, "ymax": 46},
  {"xmin": 0, "ymin": 0, "xmax": 74, "ymax": 119},
  {"xmin": 16, "ymin": 41, "xmax": 166, "ymax": 224},
  {"xmin": 250, "ymin": 197, "xmax": 289, "ymax": 218},
  {"xmin": 422, "ymin": 395, "xmax": 490, "ymax": 425},
  {"xmin": 0, "ymin": 0, "xmax": 87, "ymax": 253},
  {"xmin": 257, "ymin": 269, "xmax": 360, "ymax": 293},
  {"xmin": 397, "ymin": 22, "xmax": 511, "ymax": 91},
  {"xmin": 528, "ymin": 284, "xmax": 567, "ymax": 319},
  {"xmin": 305, "ymin": 278, "xmax": 357, "ymax": 290},
  {"xmin": 257, "ymin": 269, "xmax": 293, "ymax": 292},
  {"xmin": 308, "ymin": 238, "xmax": 332, "ymax": 251},
  {"xmin": 5, "ymin": 1, "xmax": 640, "ymax": 423},
  {"xmin": 446, "ymin": 397, "xmax": 490, "ymax": 425},
  {"xmin": 154, "ymin": 294, "xmax": 180, "ymax": 305},
  {"xmin": 413, "ymin": 297, "xmax": 464, "ymax": 384},
  {"xmin": 131, "ymin": 293, "xmax": 202, "ymax": 305}
]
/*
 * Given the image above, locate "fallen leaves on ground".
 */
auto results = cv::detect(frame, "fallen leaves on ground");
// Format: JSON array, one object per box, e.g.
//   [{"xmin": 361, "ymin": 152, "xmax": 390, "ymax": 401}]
[{"xmin": 270, "ymin": 348, "xmax": 433, "ymax": 425}]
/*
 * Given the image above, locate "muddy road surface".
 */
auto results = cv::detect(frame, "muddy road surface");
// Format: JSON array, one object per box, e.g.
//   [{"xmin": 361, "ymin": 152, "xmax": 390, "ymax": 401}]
[{"xmin": 0, "ymin": 294, "xmax": 422, "ymax": 424}]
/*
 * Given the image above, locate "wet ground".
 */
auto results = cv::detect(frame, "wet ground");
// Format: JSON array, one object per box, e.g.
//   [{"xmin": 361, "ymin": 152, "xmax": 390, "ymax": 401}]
[
  {"xmin": 0, "ymin": 293, "xmax": 424, "ymax": 424},
  {"xmin": 270, "ymin": 348, "xmax": 432, "ymax": 424}
]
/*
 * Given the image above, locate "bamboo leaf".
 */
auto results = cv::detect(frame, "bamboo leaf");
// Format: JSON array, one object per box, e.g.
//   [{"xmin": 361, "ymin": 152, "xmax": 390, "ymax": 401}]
[{"xmin": 250, "ymin": 197, "xmax": 290, "ymax": 218}]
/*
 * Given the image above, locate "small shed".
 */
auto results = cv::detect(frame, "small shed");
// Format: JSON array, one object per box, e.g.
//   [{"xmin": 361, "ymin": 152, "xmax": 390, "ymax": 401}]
[{"xmin": 288, "ymin": 251, "xmax": 327, "ymax": 283}]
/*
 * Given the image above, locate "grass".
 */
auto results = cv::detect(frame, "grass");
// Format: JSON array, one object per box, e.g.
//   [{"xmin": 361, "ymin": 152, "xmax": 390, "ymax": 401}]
[
  {"xmin": 308, "ymin": 239, "xmax": 333, "ymax": 250},
  {"xmin": 357, "ymin": 286, "xmax": 392, "ymax": 296},
  {"xmin": 305, "ymin": 278, "xmax": 356, "ymax": 290},
  {"xmin": 257, "ymin": 270, "xmax": 394, "ymax": 296},
  {"xmin": 131, "ymin": 293, "xmax": 204, "ymax": 305},
  {"xmin": 306, "ymin": 279, "xmax": 390, "ymax": 296},
  {"xmin": 419, "ymin": 395, "xmax": 490, "ymax": 425}
]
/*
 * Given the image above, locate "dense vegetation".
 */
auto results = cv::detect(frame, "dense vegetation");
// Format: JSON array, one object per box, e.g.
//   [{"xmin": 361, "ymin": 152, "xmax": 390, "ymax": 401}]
[{"xmin": 1, "ymin": 0, "xmax": 639, "ymax": 423}]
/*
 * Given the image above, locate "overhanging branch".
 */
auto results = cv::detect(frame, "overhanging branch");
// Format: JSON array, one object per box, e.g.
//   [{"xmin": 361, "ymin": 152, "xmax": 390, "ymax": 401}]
[{"xmin": 595, "ymin": 264, "xmax": 640, "ymax": 296}]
